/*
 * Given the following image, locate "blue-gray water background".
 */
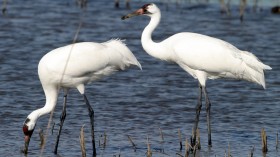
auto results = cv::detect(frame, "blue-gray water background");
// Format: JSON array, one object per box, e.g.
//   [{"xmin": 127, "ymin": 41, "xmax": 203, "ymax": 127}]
[{"xmin": 0, "ymin": 0, "xmax": 279, "ymax": 156}]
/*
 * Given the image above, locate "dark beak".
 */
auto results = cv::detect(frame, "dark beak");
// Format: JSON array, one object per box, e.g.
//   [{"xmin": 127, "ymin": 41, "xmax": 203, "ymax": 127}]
[
  {"xmin": 121, "ymin": 8, "xmax": 144, "ymax": 20},
  {"xmin": 22, "ymin": 135, "xmax": 31, "ymax": 154}
]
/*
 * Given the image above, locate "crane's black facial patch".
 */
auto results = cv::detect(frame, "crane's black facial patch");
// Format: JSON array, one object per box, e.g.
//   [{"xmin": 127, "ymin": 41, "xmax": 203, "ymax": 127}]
[
  {"xmin": 24, "ymin": 118, "xmax": 30, "ymax": 124},
  {"xmin": 23, "ymin": 118, "xmax": 34, "ymax": 136},
  {"xmin": 142, "ymin": 3, "xmax": 152, "ymax": 9},
  {"xmin": 141, "ymin": 3, "xmax": 152, "ymax": 14}
]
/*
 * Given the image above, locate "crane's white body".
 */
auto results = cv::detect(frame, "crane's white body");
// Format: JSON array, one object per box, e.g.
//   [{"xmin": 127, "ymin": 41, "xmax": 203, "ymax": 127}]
[
  {"xmin": 26, "ymin": 40, "xmax": 141, "ymax": 129},
  {"xmin": 122, "ymin": 3, "xmax": 271, "ymax": 147},
  {"xmin": 139, "ymin": 4, "xmax": 271, "ymax": 88}
]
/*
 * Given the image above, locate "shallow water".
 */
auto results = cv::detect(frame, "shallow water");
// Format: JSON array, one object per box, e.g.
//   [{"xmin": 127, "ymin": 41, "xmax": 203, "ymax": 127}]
[{"xmin": 0, "ymin": 1, "xmax": 279, "ymax": 157}]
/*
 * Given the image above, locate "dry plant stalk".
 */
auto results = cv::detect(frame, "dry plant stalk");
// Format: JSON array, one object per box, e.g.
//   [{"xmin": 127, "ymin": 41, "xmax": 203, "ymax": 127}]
[
  {"xmin": 276, "ymin": 132, "xmax": 279, "ymax": 150},
  {"xmin": 147, "ymin": 136, "xmax": 152, "ymax": 157},
  {"xmin": 178, "ymin": 129, "xmax": 183, "ymax": 151},
  {"xmin": 51, "ymin": 122, "xmax": 55, "ymax": 135},
  {"xmin": 184, "ymin": 138, "xmax": 189, "ymax": 157},
  {"xmin": 103, "ymin": 131, "xmax": 107, "ymax": 147},
  {"xmin": 196, "ymin": 129, "xmax": 201, "ymax": 150},
  {"xmin": 159, "ymin": 127, "xmax": 164, "ymax": 143},
  {"xmin": 227, "ymin": 142, "xmax": 231, "ymax": 157},
  {"xmin": 127, "ymin": 135, "xmax": 137, "ymax": 151},
  {"xmin": 261, "ymin": 128, "xmax": 268, "ymax": 153},
  {"xmin": 80, "ymin": 125, "xmax": 86, "ymax": 157},
  {"xmin": 38, "ymin": 128, "xmax": 45, "ymax": 148},
  {"xmin": 248, "ymin": 145, "xmax": 254, "ymax": 157},
  {"xmin": 98, "ymin": 131, "xmax": 107, "ymax": 148}
]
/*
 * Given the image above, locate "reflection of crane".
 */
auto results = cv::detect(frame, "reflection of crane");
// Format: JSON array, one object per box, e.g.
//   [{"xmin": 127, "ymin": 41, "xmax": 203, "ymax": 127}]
[
  {"xmin": 22, "ymin": 40, "xmax": 141, "ymax": 155},
  {"xmin": 122, "ymin": 3, "xmax": 271, "ymax": 147}
]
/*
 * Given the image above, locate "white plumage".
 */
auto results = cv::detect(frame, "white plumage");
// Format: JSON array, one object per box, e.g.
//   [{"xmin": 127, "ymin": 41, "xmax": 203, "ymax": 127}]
[
  {"xmin": 22, "ymin": 39, "xmax": 141, "ymax": 154},
  {"xmin": 122, "ymin": 3, "xmax": 271, "ymax": 147}
]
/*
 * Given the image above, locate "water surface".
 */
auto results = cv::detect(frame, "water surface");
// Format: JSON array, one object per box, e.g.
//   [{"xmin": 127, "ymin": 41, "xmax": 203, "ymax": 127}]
[{"xmin": 0, "ymin": 1, "xmax": 279, "ymax": 156}]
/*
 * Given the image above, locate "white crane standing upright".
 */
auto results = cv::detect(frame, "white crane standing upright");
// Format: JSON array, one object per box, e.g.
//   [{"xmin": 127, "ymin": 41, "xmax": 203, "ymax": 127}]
[{"xmin": 122, "ymin": 3, "xmax": 271, "ymax": 147}]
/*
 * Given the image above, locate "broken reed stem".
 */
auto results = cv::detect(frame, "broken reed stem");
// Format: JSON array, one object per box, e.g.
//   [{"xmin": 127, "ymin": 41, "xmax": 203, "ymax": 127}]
[
  {"xmin": 103, "ymin": 131, "xmax": 107, "ymax": 147},
  {"xmin": 178, "ymin": 129, "xmax": 183, "ymax": 151},
  {"xmin": 184, "ymin": 138, "xmax": 189, "ymax": 157},
  {"xmin": 38, "ymin": 128, "xmax": 45, "ymax": 148},
  {"xmin": 147, "ymin": 136, "xmax": 152, "ymax": 157},
  {"xmin": 80, "ymin": 125, "xmax": 86, "ymax": 157},
  {"xmin": 127, "ymin": 135, "xmax": 137, "ymax": 151},
  {"xmin": 196, "ymin": 129, "xmax": 201, "ymax": 150},
  {"xmin": 261, "ymin": 128, "xmax": 268, "ymax": 153},
  {"xmin": 191, "ymin": 127, "xmax": 195, "ymax": 147},
  {"xmin": 248, "ymin": 145, "xmax": 254, "ymax": 157},
  {"xmin": 98, "ymin": 131, "xmax": 107, "ymax": 148},
  {"xmin": 276, "ymin": 132, "xmax": 279, "ymax": 150},
  {"xmin": 159, "ymin": 127, "xmax": 164, "ymax": 143},
  {"xmin": 51, "ymin": 122, "xmax": 55, "ymax": 135},
  {"xmin": 227, "ymin": 142, "xmax": 231, "ymax": 157},
  {"xmin": 40, "ymin": 111, "xmax": 54, "ymax": 155},
  {"xmin": 158, "ymin": 127, "xmax": 165, "ymax": 153}
]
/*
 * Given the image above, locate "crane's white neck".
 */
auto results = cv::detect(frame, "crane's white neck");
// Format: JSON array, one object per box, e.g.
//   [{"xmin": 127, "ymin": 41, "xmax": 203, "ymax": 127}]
[
  {"xmin": 27, "ymin": 87, "xmax": 58, "ymax": 125},
  {"xmin": 141, "ymin": 11, "xmax": 171, "ymax": 61}
]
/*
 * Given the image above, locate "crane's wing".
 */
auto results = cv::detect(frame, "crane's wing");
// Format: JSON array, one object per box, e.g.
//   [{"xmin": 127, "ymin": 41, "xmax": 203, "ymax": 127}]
[
  {"xmin": 39, "ymin": 41, "xmax": 141, "ymax": 86},
  {"xmin": 170, "ymin": 33, "xmax": 271, "ymax": 88},
  {"xmin": 171, "ymin": 32, "xmax": 242, "ymax": 74}
]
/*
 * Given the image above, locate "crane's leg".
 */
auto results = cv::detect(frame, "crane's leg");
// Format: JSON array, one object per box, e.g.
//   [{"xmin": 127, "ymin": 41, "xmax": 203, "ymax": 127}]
[
  {"xmin": 191, "ymin": 84, "xmax": 202, "ymax": 147},
  {"xmin": 202, "ymin": 86, "xmax": 212, "ymax": 146},
  {"xmin": 54, "ymin": 94, "xmax": 67, "ymax": 154},
  {"xmin": 83, "ymin": 94, "xmax": 97, "ymax": 156}
]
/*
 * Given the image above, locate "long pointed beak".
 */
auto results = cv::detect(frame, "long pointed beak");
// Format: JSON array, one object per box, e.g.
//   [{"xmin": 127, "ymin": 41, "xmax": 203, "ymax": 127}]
[
  {"xmin": 121, "ymin": 8, "xmax": 144, "ymax": 20},
  {"xmin": 22, "ymin": 135, "xmax": 30, "ymax": 154}
]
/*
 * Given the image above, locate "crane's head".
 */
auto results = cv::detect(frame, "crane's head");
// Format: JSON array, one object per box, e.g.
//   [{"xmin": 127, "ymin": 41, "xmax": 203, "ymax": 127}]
[
  {"xmin": 121, "ymin": 3, "xmax": 159, "ymax": 20},
  {"xmin": 22, "ymin": 117, "xmax": 36, "ymax": 154}
]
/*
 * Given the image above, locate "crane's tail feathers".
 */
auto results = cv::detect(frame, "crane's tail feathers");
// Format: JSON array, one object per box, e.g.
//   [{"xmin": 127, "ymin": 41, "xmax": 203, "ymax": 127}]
[
  {"xmin": 241, "ymin": 51, "xmax": 272, "ymax": 89},
  {"xmin": 262, "ymin": 64, "xmax": 272, "ymax": 70},
  {"xmin": 105, "ymin": 39, "xmax": 142, "ymax": 70}
]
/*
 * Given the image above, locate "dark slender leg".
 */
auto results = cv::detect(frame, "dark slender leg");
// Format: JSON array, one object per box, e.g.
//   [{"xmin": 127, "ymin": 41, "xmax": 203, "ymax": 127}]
[
  {"xmin": 202, "ymin": 86, "xmax": 212, "ymax": 146},
  {"xmin": 54, "ymin": 95, "xmax": 67, "ymax": 154},
  {"xmin": 191, "ymin": 84, "xmax": 202, "ymax": 147},
  {"xmin": 83, "ymin": 94, "xmax": 96, "ymax": 156}
]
